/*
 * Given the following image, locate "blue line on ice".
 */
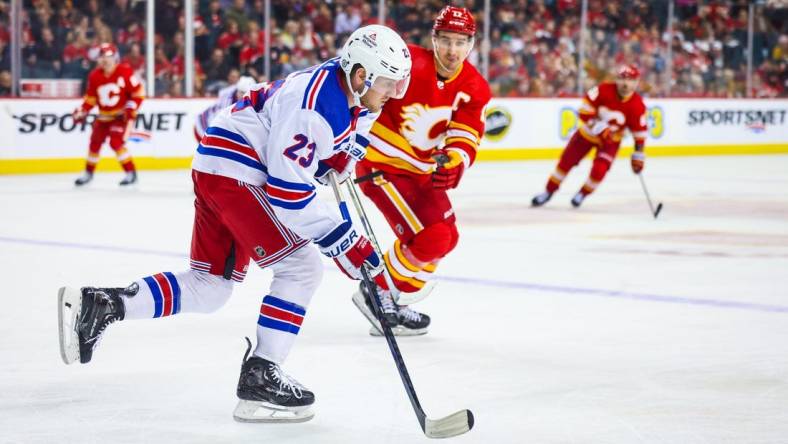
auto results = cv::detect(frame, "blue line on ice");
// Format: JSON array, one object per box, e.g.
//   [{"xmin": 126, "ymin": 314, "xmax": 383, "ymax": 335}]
[{"xmin": 3, "ymin": 235, "xmax": 786, "ymax": 314}]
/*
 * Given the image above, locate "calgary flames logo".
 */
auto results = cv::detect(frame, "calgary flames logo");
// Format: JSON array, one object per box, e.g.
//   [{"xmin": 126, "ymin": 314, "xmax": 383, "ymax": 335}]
[{"xmin": 399, "ymin": 103, "xmax": 453, "ymax": 152}]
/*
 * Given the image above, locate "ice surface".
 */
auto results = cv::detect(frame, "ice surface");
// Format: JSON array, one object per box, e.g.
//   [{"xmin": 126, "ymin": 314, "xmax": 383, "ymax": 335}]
[{"xmin": 1, "ymin": 155, "xmax": 787, "ymax": 443}]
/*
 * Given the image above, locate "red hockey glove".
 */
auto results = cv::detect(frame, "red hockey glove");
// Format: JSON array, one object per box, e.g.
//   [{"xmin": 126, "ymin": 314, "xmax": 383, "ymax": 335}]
[
  {"xmin": 124, "ymin": 108, "xmax": 137, "ymax": 124},
  {"xmin": 631, "ymin": 150, "xmax": 645, "ymax": 174},
  {"xmin": 431, "ymin": 149, "xmax": 466, "ymax": 190},
  {"xmin": 72, "ymin": 107, "xmax": 88, "ymax": 124},
  {"xmin": 315, "ymin": 141, "xmax": 367, "ymax": 185},
  {"xmin": 315, "ymin": 151, "xmax": 354, "ymax": 185},
  {"xmin": 316, "ymin": 219, "xmax": 382, "ymax": 280},
  {"xmin": 589, "ymin": 120, "xmax": 620, "ymax": 145}
]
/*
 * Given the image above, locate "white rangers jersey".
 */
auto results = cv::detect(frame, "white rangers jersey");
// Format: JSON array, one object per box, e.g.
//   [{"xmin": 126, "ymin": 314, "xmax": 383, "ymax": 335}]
[
  {"xmin": 192, "ymin": 58, "xmax": 376, "ymax": 242},
  {"xmin": 193, "ymin": 84, "xmax": 243, "ymax": 141}
]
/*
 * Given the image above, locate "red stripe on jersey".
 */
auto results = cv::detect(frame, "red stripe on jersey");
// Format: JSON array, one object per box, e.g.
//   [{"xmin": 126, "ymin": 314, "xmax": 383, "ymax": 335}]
[
  {"xmin": 153, "ymin": 273, "xmax": 173, "ymax": 316},
  {"xmin": 307, "ymin": 70, "xmax": 327, "ymax": 109},
  {"xmin": 263, "ymin": 183, "xmax": 314, "ymax": 202},
  {"xmin": 201, "ymin": 135, "xmax": 260, "ymax": 161},
  {"xmin": 260, "ymin": 304, "xmax": 304, "ymax": 326}
]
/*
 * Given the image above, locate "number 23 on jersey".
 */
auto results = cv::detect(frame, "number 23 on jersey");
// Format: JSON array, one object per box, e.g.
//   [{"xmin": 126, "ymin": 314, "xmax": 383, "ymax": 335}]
[{"xmin": 283, "ymin": 134, "xmax": 316, "ymax": 168}]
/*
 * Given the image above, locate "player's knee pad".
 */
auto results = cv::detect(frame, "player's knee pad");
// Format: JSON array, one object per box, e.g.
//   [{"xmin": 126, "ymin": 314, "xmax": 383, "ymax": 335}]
[
  {"xmin": 408, "ymin": 221, "xmax": 459, "ymax": 262},
  {"xmin": 590, "ymin": 157, "xmax": 612, "ymax": 181},
  {"xmin": 268, "ymin": 246, "xmax": 323, "ymax": 307},
  {"xmin": 178, "ymin": 269, "xmax": 234, "ymax": 313}
]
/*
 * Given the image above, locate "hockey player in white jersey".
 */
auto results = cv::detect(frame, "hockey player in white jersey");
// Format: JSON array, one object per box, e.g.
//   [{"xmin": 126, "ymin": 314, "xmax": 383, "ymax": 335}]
[
  {"xmin": 57, "ymin": 25, "xmax": 411, "ymax": 423},
  {"xmin": 193, "ymin": 75, "xmax": 257, "ymax": 141}
]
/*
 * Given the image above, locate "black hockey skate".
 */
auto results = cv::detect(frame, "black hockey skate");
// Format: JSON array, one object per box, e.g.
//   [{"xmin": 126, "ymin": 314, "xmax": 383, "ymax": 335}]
[
  {"xmin": 369, "ymin": 304, "xmax": 431, "ymax": 337},
  {"xmin": 74, "ymin": 171, "xmax": 94, "ymax": 186},
  {"xmin": 531, "ymin": 191, "xmax": 553, "ymax": 207},
  {"xmin": 119, "ymin": 171, "xmax": 137, "ymax": 186},
  {"xmin": 353, "ymin": 282, "xmax": 430, "ymax": 337},
  {"xmin": 58, "ymin": 285, "xmax": 130, "ymax": 365},
  {"xmin": 398, "ymin": 306, "xmax": 431, "ymax": 333},
  {"xmin": 233, "ymin": 338, "xmax": 315, "ymax": 423},
  {"xmin": 571, "ymin": 191, "xmax": 586, "ymax": 207},
  {"xmin": 352, "ymin": 281, "xmax": 399, "ymax": 335}
]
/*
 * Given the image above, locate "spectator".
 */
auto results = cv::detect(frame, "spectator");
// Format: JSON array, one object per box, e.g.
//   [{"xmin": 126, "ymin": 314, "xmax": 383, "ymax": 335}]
[
  {"xmin": 122, "ymin": 42, "xmax": 145, "ymax": 77},
  {"xmin": 225, "ymin": 0, "xmax": 250, "ymax": 34},
  {"xmin": 204, "ymin": 48, "xmax": 231, "ymax": 92},
  {"xmin": 35, "ymin": 27, "xmax": 61, "ymax": 76},
  {"xmin": 0, "ymin": 37, "xmax": 9, "ymax": 73},
  {"xmin": 0, "ymin": 70, "xmax": 11, "ymax": 96},
  {"xmin": 334, "ymin": 4, "xmax": 361, "ymax": 38}
]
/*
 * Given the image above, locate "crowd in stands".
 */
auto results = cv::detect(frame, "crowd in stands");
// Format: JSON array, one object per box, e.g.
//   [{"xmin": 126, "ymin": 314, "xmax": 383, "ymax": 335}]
[{"xmin": 0, "ymin": 0, "xmax": 785, "ymax": 97}]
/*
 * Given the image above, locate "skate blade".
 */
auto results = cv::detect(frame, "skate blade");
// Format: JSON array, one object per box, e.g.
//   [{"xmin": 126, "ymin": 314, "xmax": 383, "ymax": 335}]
[
  {"xmin": 369, "ymin": 325, "xmax": 428, "ymax": 337},
  {"xmin": 58, "ymin": 287, "xmax": 82, "ymax": 365},
  {"xmin": 393, "ymin": 281, "xmax": 437, "ymax": 305},
  {"xmin": 351, "ymin": 291, "xmax": 384, "ymax": 336},
  {"xmin": 233, "ymin": 400, "xmax": 315, "ymax": 423}
]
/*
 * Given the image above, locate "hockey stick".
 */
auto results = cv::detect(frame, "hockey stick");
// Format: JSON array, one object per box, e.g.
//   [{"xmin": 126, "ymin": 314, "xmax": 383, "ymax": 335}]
[
  {"xmin": 342, "ymin": 176, "xmax": 411, "ymax": 304},
  {"xmin": 638, "ymin": 173, "xmax": 663, "ymax": 219},
  {"xmin": 328, "ymin": 173, "xmax": 474, "ymax": 439},
  {"xmin": 353, "ymin": 169, "xmax": 384, "ymax": 184},
  {"xmin": 350, "ymin": 169, "xmax": 437, "ymax": 305}
]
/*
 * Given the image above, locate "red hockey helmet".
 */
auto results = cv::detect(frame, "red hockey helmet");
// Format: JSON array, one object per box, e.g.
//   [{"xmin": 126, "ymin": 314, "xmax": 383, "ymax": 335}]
[
  {"xmin": 617, "ymin": 64, "xmax": 641, "ymax": 79},
  {"xmin": 433, "ymin": 6, "xmax": 476, "ymax": 36},
  {"xmin": 98, "ymin": 43, "xmax": 119, "ymax": 58}
]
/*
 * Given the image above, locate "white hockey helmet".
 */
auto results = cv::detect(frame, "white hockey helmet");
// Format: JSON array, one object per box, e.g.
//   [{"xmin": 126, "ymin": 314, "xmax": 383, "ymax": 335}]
[
  {"xmin": 235, "ymin": 76, "xmax": 257, "ymax": 96},
  {"xmin": 339, "ymin": 25, "xmax": 411, "ymax": 102}
]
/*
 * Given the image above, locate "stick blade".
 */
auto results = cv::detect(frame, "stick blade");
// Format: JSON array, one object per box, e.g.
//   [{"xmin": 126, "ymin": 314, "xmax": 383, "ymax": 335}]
[
  {"xmin": 654, "ymin": 202, "xmax": 664, "ymax": 219},
  {"xmin": 424, "ymin": 409, "xmax": 474, "ymax": 439}
]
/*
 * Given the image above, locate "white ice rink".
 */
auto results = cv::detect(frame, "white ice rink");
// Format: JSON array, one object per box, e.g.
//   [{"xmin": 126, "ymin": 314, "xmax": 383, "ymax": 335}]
[{"xmin": 1, "ymin": 155, "xmax": 787, "ymax": 443}]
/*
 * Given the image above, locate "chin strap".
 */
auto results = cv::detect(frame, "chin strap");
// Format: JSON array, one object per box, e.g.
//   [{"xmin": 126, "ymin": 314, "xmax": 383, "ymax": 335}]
[{"xmin": 344, "ymin": 69, "xmax": 365, "ymax": 108}]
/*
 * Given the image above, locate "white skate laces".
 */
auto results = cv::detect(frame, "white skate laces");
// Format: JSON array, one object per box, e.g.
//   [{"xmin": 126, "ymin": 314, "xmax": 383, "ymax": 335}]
[
  {"xmin": 398, "ymin": 306, "xmax": 422, "ymax": 322},
  {"xmin": 377, "ymin": 289, "xmax": 398, "ymax": 315},
  {"xmin": 268, "ymin": 363, "xmax": 305, "ymax": 399}
]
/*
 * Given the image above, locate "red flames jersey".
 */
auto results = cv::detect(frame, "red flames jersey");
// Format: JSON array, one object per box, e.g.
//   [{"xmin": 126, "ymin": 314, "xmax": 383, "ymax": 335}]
[
  {"xmin": 362, "ymin": 44, "xmax": 491, "ymax": 176},
  {"xmin": 79, "ymin": 63, "xmax": 145, "ymax": 122},
  {"xmin": 577, "ymin": 82, "xmax": 648, "ymax": 146}
]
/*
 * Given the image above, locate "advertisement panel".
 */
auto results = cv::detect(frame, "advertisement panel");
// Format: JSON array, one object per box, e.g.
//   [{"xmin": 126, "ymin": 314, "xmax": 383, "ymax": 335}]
[
  {"xmin": 1, "ymin": 97, "xmax": 786, "ymax": 173},
  {"xmin": 479, "ymin": 98, "xmax": 788, "ymax": 160}
]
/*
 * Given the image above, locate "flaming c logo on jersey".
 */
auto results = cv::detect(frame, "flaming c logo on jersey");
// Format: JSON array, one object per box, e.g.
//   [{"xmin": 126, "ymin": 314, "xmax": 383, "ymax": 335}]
[
  {"xmin": 484, "ymin": 107, "xmax": 512, "ymax": 142},
  {"xmin": 399, "ymin": 103, "xmax": 453, "ymax": 151}
]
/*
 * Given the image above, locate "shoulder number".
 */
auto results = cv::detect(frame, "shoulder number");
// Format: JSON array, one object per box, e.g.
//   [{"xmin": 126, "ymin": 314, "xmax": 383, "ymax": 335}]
[{"xmin": 283, "ymin": 134, "xmax": 316, "ymax": 168}]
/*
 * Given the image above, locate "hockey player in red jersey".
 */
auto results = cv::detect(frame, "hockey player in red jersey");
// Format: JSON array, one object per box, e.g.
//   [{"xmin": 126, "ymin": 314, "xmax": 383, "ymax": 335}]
[
  {"xmin": 72, "ymin": 43, "xmax": 144, "ymax": 186},
  {"xmin": 531, "ymin": 64, "xmax": 648, "ymax": 207},
  {"xmin": 353, "ymin": 5, "xmax": 491, "ymax": 336}
]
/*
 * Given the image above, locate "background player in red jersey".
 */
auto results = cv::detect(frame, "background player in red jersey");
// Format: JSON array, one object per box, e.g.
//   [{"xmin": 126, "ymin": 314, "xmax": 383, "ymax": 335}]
[
  {"xmin": 353, "ymin": 5, "xmax": 491, "ymax": 336},
  {"xmin": 72, "ymin": 43, "xmax": 144, "ymax": 186},
  {"xmin": 531, "ymin": 64, "xmax": 649, "ymax": 208}
]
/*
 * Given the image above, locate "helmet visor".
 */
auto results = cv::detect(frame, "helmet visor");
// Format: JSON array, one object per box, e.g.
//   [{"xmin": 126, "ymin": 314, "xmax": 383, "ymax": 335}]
[{"xmin": 369, "ymin": 73, "xmax": 410, "ymax": 99}]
